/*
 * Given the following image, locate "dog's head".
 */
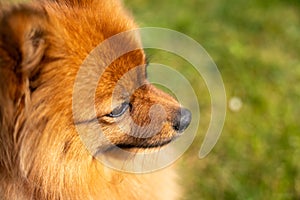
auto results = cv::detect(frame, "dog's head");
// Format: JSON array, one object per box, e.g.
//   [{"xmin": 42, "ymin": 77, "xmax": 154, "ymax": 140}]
[
  {"xmin": 0, "ymin": 0, "xmax": 191, "ymax": 158},
  {"xmin": 0, "ymin": 0, "xmax": 190, "ymax": 182}
]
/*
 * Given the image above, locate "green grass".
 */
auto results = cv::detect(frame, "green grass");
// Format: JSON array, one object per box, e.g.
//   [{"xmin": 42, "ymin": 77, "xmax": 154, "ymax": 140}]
[{"xmin": 125, "ymin": 0, "xmax": 300, "ymax": 199}]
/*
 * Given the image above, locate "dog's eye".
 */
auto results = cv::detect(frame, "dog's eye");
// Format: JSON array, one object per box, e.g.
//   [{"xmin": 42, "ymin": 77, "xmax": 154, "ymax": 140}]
[{"xmin": 107, "ymin": 102, "xmax": 130, "ymax": 118}]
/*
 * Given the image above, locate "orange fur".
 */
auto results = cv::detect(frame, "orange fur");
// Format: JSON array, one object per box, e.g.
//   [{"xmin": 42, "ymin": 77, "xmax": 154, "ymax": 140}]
[{"xmin": 0, "ymin": 0, "xmax": 188, "ymax": 199}]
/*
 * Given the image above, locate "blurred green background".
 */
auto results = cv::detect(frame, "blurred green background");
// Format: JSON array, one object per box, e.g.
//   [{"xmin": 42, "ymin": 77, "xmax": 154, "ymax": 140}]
[{"xmin": 124, "ymin": 0, "xmax": 300, "ymax": 199}]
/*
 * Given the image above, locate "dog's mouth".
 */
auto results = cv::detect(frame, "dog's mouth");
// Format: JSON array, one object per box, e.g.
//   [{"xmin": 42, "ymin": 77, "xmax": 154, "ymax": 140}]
[
  {"xmin": 98, "ymin": 135, "xmax": 179, "ymax": 155},
  {"xmin": 115, "ymin": 138, "xmax": 174, "ymax": 150}
]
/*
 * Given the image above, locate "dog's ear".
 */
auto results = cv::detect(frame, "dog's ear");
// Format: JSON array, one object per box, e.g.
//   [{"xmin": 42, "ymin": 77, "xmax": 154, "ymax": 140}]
[{"xmin": 0, "ymin": 6, "xmax": 47, "ymax": 77}]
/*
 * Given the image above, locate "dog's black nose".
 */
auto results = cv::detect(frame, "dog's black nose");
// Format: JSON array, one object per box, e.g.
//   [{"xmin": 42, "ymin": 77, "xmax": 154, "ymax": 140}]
[{"xmin": 173, "ymin": 108, "xmax": 192, "ymax": 133}]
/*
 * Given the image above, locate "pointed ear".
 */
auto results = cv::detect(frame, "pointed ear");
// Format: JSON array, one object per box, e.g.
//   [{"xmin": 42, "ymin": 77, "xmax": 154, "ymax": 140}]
[
  {"xmin": 0, "ymin": 6, "xmax": 48, "ymax": 77},
  {"xmin": 21, "ymin": 25, "xmax": 46, "ymax": 75}
]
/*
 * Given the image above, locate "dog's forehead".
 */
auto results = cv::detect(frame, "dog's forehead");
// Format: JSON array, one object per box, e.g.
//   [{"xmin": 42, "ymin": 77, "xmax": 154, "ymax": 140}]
[
  {"xmin": 103, "ymin": 49, "xmax": 146, "ymax": 84},
  {"xmin": 93, "ymin": 48, "xmax": 147, "ymax": 99}
]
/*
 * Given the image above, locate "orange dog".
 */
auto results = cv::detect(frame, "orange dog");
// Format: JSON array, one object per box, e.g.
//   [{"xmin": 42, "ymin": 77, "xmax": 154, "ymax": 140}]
[{"xmin": 0, "ymin": 0, "xmax": 191, "ymax": 199}]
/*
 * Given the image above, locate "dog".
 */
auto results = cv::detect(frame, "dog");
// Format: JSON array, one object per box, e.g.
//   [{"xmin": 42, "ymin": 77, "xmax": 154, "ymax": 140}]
[{"xmin": 0, "ymin": 0, "xmax": 191, "ymax": 199}]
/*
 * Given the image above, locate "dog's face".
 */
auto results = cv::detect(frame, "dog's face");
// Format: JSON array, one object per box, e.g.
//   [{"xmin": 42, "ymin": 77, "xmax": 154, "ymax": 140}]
[
  {"xmin": 91, "ymin": 49, "xmax": 192, "ymax": 153},
  {"xmin": 0, "ymin": 0, "xmax": 191, "ymax": 172}
]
